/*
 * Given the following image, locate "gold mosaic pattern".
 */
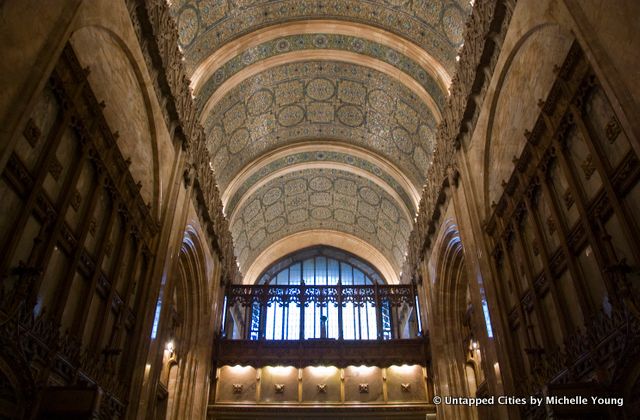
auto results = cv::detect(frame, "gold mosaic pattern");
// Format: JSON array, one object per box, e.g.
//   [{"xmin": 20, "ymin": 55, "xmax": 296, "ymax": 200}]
[
  {"xmin": 205, "ymin": 61, "xmax": 437, "ymax": 190},
  {"xmin": 231, "ymin": 168, "xmax": 412, "ymax": 272},
  {"xmin": 173, "ymin": 0, "xmax": 471, "ymax": 74}
]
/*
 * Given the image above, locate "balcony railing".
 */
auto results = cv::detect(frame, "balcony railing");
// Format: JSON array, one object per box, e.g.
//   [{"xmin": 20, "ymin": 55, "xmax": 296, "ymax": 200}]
[{"xmin": 222, "ymin": 283, "xmax": 423, "ymax": 341}]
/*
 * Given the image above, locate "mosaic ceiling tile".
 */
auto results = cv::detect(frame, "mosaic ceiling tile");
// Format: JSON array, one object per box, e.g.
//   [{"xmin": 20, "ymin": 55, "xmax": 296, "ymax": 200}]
[
  {"xmin": 310, "ymin": 191, "xmax": 332, "ymax": 207},
  {"xmin": 357, "ymin": 216, "xmax": 377, "ymax": 234},
  {"xmin": 334, "ymin": 208, "xmax": 355, "ymax": 224},
  {"xmin": 358, "ymin": 186, "xmax": 381, "ymax": 206},
  {"xmin": 277, "ymin": 104, "xmax": 306, "ymax": 126},
  {"xmin": 244, "ymin": 198, "xmax": 262, "ymax": 220},
  {"xmin": 288, "ymin": 208, "xmax": 309, "ymax": 224},
  {"xmin": 285, "ymin": 192, "xmax": 308, "ymax": 209},
  {"xmin": 276, "ymin": 80, "xmax": 304, "ymax": 106},
  {"xmin": 306, "ymin": 77, "xmax": 335, "ymax": 101},
  {"xmin": 358, "ymin": 206, "xmax": 379, "ymax": 227},
  {"xmin": 205, "ymin": 61, "xmax": 437, "ymax": 191},
  {"xmin": 307, "ymin": 102, "xmax": 334, "ymax": 123},
  {"xmin": 334, "ymin": 192, "xmax": 357, "ymax": 211},
  {"xmin": 249, "ymin": 228, "xmax": 267, "ymax": 249},
  {"xmin": 334, "ymin": 104, "xmax": 363, "ymax": 127},
  {"xmin": 334, "ymin": 178, "xmax": 357, "ymax": 196},
  {"xmin": 265, "ymin": 202, "xmax": 285, "ymax": 221},
  {"xmin": 338, "ymin": 80, "xmax": 366, "ymax": 105},
  {"xmin": 377, "ymin": 229, "xmax": 394, "ymax": 250},
  {"xmin": 442, "ymin": 3, "xmax": 467, "ymax": 45},
  {"xmin": 309, "ymin": 175, "xmax": 333, "ymax": 192},
  {"xmin": 228, "ymin": 128, "xmax": 251, "ymax": 154},
  {"xmin": 391, "ymin": 127, "xmax": 414, "ymax": 154},
  {"xmin": 267, "ymin": 217, "xmax": 286, "ymax": 233},
  {"xmin": 285, "ymin": 178, "xmax": 307, "ymax": 195},
  {"xmin": 247, "ymin": 89, "xmax": 275, "ymax": 115},
  {"xmin": 223, "ymin": 148, "xmax": 419, "ymax": 218},
  {"xmin": 223, "ymin": 102, "xmax": 247, "ymax": 133},
  {"xmin": 231, "ymin": 168, "xmax": 411, "ymax": 272},
  {"xmin": 263, "ymin": 186, "xmax": 283, "ymax": 205},
  {"xmin": 381, "ymin": 198, "xmax": 400, "ymax": 222},
  {"xmin": 172, "ymin": 0, "xmax": 471, "ymax": 75},
  {"xmin": 311, "ymin": 206, "xmax": 333, "ymax": 220},
  {"xmin": 177, "ymin": 6, "xmax": 199, "ymax": 46}
]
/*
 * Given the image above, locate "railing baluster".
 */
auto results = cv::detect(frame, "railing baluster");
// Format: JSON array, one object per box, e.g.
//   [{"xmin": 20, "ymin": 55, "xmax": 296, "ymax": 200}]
[
  {"xmin": 374, "ymin": 282, "xmax": 383, "ymax": 340},
  {"xmin": 260, "ymin": 284, "xmax": 268, "ymax": 340}
]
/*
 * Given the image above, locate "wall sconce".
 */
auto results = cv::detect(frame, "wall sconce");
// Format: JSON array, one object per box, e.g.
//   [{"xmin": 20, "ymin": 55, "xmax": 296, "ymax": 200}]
[
  {"xmin": 401, "ymin": 383, "xmax": 411, "ymax": 392},
  {"xmin": 359, "ymin": 383, "xmax": 369, "ymax": 393},
  {"xmin": 271, "ymin": 365, "xmax": 289, "ymax": 374},
  {"xmin": 232, "ymin": 384, "xmax": 243, "ymax": 394},
  {"xmin": 274, "ymin": 384, "xmax": 285, "ymax": 393},
  {"xmin": 395, "ymin": 364, "xmax": 414, "ymax": 374},
  {"xmin": 355, "ymin": 365, "xmax": 375, "ymax": 374},
  {"xmin": 317, "ymin": 384, "xmax": 327, "ymax": 394}
]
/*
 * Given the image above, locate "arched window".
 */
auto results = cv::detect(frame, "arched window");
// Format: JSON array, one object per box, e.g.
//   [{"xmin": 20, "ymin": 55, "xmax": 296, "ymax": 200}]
[{"xmin": 237, "ymin": 246, "xmax": 394, "ymax": 340}]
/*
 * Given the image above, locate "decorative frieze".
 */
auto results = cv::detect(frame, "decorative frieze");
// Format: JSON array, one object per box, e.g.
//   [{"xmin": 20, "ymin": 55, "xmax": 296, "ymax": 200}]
[
  {"xmin": 49, "ymin": 158, "xmax": 63, "ymax": 181},
  {"xmin": 23, "ymin": 118, "xmax": 41, "ymax": 148},
  {"xmin": 70, "ymin": 189, "xmax": 82, "ymax": 211},
  {"xmin": 563, "ymin": 188, "xmax": 574, "ymax": 209},
  {"xmin": 124, "ymin": 0, "xmax": 239, "ymax": 282},
  {"xmin": 581, "ymin": 154, "xmax": 596, "ymax": 180},
  {"xmin": 605, "ymin": 116, "xmax": 621, "ymax": 144},
  {"xmin": 4, "ymin": 152, "xmax": 33, "ymax": 196},
  {"xmin": 547, "ymin": 217, "xmax": 556, "ymax": 235}
]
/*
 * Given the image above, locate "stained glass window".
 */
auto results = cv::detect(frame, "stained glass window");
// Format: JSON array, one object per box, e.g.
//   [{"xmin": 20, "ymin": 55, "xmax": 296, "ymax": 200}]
[{"xmin": 253, "ymin": 246, "xmax": 388, "ymax": 340}]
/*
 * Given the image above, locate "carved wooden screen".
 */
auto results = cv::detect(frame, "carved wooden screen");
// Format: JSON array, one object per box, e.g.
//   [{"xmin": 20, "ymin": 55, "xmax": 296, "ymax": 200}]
[
  {"xmin": 484, "ymin": 41, "xmax": 640, "ymax": 415},
  {"xmin": 0, "ymin": 45, "xmax": 158, "ymax": 417}
]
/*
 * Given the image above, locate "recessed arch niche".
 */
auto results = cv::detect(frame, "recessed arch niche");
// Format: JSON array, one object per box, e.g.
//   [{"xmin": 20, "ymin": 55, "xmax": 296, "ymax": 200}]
[
  {"xmin": 483, "ymin": 23, "xmax": 574, "ymax": 214},
  {"xmin": 69, "ymin": 25, "xmax": 160, "ymax": 215}
]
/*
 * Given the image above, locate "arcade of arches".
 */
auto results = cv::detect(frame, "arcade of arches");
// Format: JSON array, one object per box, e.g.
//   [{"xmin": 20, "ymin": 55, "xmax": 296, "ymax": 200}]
[{"xmin": 1, "ymin": 0, "xmax": 639, "ymax": 419}]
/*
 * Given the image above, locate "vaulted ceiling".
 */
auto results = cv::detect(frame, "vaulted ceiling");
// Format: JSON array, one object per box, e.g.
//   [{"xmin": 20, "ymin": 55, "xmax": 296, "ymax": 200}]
[{"xmin": 169, "ymin": 0, "xmax": 471, "ymax": 283}]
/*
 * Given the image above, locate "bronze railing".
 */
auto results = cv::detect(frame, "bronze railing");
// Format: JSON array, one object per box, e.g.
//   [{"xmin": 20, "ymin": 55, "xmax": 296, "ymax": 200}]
[{"xmin": 222, "ymin": 283, "xmax": 423, "ymax": 341}]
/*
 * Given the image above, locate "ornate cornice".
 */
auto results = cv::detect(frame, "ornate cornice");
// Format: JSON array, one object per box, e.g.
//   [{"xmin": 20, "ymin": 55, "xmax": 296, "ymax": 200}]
[
  {"xmin": 404, "ymin": 0, "xmax": 516, "ymax": 280},
  {"xmin": 125, "ymin": 0, "xmax": 239, "ymax": 282}
]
